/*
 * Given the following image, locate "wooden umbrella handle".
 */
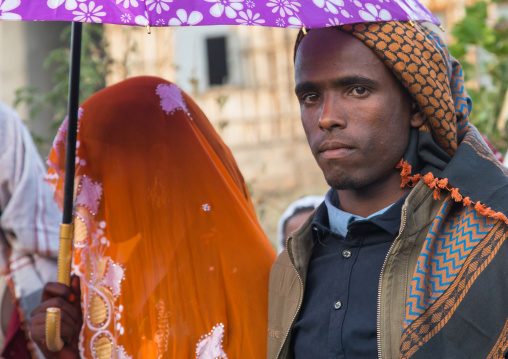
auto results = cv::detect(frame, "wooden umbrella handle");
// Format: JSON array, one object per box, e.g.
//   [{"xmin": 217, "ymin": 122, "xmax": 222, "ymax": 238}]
[{"xmin": 46, "ymin": 223, "xmax": 73, "ymax": 352}]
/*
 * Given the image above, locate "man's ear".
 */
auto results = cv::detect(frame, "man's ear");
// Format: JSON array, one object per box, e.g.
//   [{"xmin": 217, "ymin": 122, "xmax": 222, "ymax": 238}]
[{"xmin": 410, "ymin": 101, "xmax": 425, "ymax": 128}]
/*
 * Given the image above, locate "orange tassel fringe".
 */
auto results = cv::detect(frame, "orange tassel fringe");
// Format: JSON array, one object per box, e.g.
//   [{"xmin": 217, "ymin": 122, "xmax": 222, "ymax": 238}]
[
  {"xmin": 396, "ymin": 159, "xmax": 422, "ymax": 188},
  {"xmin": 398, "ymin": 159, "xmax": 508, "ymax": 226}
]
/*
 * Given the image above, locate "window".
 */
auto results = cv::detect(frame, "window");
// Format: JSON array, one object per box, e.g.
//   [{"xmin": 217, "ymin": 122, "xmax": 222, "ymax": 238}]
[{"xmin": 206, "ymin": 36, "xmax": 228, "ymax": 86}]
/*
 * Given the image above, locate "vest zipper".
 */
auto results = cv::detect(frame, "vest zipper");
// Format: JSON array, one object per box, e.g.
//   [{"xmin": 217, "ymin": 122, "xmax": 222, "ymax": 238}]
[
  {"xmin": 377, "ymin": 207, "xmax": 407, "ymax": 359},
  {"xmin": 276, "ymin": 237, "xmax": 305, "ymax": 359}
]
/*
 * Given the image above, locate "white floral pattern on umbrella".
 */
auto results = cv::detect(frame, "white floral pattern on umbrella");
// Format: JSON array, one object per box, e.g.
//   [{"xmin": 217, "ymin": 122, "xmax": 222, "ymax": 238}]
[
  {"xmin": 134, "ymin": 10, "xmax": 149, "ymax": 26},
  {"xmin": 72, "ymin": 1, "xmax": 106, "ymax": 23},
  {"xmin": 115, "ymin": 0, "xmax": 140, "ymax": 9},
  {"xmin": 395, "ymin": 0, "xmax": 428, "ymax": 19},
  {"xmin": 205, "ymin": 0, "xmax": 243, "ymax": 19},
  {"xmin": 236, "ymin": 9, "xmax": 265, "ymax": 25},
  {"xmin": 146, "ymin": 0, "xmax": 172, "ymax": 14},
  {"xmin": 326, "ymin": 17, "xmax": 340, "ymax": 26},
  {"xmin": 5, "ymin": 0, "xmax": 440, "ymax": 33},
  {"xmin": 359, "ymin": 3, "xmax": 392, "ymax": 21},
  {"xmin": 0, "ymin": 0, "xmax": 21, "ymax": 20},
  {"xmin": 47, "ymin": 0, "xmax": 85, "ymax": 11},
  {"xmin": 266, "ymin": 0, "xmax": 300, "ymax": 18},
  {"xmin": 312, "ymin": 0, "xmax": 344, "ymax": 14},
  {"xmin": 168, "ymin": 9, "xmax": 203, "ymax": 26},
  {"xmin": 287, "ymin": 14, "xmax": 304, "ymax": 29},
  {"xmin": 120, "ymin": 13, "xmax": 131, "ymax": 23}
]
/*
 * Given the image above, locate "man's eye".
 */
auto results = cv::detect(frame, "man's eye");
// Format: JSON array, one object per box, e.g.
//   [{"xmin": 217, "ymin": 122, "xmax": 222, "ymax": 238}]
[
  {"xmin": 350, "ymin": 86, "xmax": 369, "ymax": 96},
  {"xmin": 301, "ymin": 93, "xmax": 319, "ymax": 104}
]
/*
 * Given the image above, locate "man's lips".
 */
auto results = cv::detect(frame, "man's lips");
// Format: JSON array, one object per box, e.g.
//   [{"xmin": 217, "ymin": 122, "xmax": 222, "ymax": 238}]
[{"xmin": 318, "ymin": 141, "xmax": 356, "ymax": 159}]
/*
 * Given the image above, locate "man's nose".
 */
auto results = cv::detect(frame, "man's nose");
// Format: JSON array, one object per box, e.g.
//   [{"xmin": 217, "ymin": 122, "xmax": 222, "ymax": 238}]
[{"xmin": 318, "ymin": 95, "xmax": 346, "ymax": 131}]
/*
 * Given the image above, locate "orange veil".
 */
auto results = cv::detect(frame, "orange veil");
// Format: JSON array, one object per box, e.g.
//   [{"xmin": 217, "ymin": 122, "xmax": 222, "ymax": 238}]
[{"xmin": 45, "ymin": 76, "xmax": 276, "ymax": 358}]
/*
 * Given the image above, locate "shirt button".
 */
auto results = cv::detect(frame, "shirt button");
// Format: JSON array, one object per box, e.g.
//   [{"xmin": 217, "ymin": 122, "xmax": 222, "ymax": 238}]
[
  {"xmin": 342, "ymin": 250, "xmax": 351, "ymax": 258},
  {"xmin": 334, "ymin": 301, "xmax": 342, "ymax": 310}
]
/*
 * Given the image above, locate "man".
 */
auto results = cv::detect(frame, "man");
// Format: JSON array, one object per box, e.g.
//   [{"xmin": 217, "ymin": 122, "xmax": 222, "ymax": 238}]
[
  {"xmin": 268, "ymin": 22, "xmax": 508, "ymax": 359},
  {"xmin": 0, "ymin": 102, "xmax": 60, "ymax": 358}
]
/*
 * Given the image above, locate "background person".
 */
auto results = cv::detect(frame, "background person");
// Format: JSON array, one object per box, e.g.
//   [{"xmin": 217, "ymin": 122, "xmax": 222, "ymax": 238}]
[
  {"xmin": 277, "ymin": 195, "xmax": 324, "ymax": 254},
  {"xmin": 30, "ymin": 76, "xmax": 276, "ymax": 358},
  {"xmin": 0, "ymin": 102, "xmax": 60, "ymax": 358}
]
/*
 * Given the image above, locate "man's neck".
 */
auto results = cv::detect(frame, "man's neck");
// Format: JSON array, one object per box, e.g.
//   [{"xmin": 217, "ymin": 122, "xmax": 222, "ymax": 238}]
[{"xmin": 336, "ymin": 180, "xmax": 411, "ymax": 218}]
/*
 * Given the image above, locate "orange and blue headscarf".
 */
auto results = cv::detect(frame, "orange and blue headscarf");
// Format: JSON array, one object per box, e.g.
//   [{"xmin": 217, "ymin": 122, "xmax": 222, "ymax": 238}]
[{"xmin": 295, "ymin": 22, "xmax": 508, "ymax": 222}]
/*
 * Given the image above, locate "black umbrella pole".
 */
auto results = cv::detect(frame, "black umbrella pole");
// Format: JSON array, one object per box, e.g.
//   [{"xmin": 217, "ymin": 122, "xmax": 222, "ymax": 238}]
[
  {"xmin": 58, "ymin": 21, "xmax": 82, "ymax": 287},
  {"xmin": 62, "ymin": 21, "xmax": 82, "ymax": 225}
]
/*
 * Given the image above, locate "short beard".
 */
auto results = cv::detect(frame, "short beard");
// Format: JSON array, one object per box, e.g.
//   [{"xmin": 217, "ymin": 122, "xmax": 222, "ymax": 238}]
[{"xmin": 325, "ymin": 175, "xmax": 361, "ymax": 191}]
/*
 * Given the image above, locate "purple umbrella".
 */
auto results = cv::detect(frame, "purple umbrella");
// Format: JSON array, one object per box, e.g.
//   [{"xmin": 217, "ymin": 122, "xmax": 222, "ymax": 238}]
[
  {"xmin": 1, "ymin": 0, "xmax": 441, "ymax": 351},
  {"xmin": 5, "ymin": 0, "xmax": 439, "ymax": 28}
]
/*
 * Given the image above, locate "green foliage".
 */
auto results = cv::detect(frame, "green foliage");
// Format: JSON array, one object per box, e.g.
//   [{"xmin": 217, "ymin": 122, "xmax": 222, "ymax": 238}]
[
  {"xmin": 449, "ymin": 0, "xmax": 508, "ymax": 151},
  {"xmin": 14, "ymin": 23, "xmax": 112, "ymax": 142}
]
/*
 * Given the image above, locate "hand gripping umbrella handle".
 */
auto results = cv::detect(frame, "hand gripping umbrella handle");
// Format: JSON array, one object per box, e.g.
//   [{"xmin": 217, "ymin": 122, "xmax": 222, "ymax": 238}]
[
  {"xmin": 45, "ymin": 20, "xmax": 82, "ymax": 353},
  {"xmin": 46, "ymin": 223, "xmax": 74, "ymax": 352}
]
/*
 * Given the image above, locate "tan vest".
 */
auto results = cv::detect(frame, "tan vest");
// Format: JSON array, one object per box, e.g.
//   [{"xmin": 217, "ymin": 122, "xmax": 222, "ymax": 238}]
[{"xmin": 267, "ymin": 181, "xmax": 447, "ymax": 359}]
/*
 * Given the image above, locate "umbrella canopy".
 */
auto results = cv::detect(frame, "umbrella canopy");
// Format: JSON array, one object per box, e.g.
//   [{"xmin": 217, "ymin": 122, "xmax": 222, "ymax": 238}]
[{"xmin": 4, "ymin": 0, "xmax": 439, "ymax": 28}]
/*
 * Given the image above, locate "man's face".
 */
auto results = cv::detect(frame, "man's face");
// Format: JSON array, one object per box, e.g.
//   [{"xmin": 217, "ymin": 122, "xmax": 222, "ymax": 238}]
[{"xmin": 295, "ymin": 28, "xmax": 422, "ymax": 191}]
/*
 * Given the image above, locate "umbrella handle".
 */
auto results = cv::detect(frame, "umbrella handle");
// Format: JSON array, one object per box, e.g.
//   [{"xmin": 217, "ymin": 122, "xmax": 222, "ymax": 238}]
[
  {"xmin": 45, "ymin": 223, "xmax": 74, "ymax": 352},
  {"xmin": 45, "ymin": 308, "xmax": 64, "ymax": 352}
]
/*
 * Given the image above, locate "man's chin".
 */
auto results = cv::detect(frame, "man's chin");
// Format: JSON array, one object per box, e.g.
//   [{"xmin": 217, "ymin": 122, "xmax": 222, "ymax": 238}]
[{"xmin": 325, "ymin": 176, "xmax": 360, "ymax": 191}]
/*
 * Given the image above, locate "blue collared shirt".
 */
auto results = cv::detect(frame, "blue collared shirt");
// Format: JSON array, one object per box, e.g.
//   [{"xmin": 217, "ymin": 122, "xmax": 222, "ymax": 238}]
[
  {"xmin": 324, "ymin": 189, "xmax": 395, "ymax": 238},
  {"xmin": 291, "ymin": 189, "xmax": 408, "ymax": 359}
]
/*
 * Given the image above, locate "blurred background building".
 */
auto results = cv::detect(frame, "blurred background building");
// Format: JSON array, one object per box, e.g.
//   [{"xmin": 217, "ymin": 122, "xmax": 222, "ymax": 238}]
[{"xmin": 1, "ymin": 0, "xmax": 508, "ymax": 246}]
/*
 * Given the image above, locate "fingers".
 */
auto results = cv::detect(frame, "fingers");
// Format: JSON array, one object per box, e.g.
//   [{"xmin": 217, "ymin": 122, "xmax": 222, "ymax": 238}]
[
  {"xmin": 38, "ymin": 306, "xmax": 77, "ymax": 333},
  {"xmin": 40, "ymin": 282, "xmax": 74, "ymax": 303},
  {"xmin": 31, "ymin": 296, "xmax": 81, "ymax": 324},
  {"xmin": 29, "ymin": 277, "xmax": 83, "ymax": 359},
  {"xmin": 30, "ymin": 311, "xmax": 78, "ymax": 346},
  {"xmin": 29, "ymin": 314, "xmax": 78, "ymax": 359}
]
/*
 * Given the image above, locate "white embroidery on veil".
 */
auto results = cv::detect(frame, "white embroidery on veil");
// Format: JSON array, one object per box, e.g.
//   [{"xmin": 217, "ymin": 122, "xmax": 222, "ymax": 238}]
[{"xmin": 195, "ymin": 323, "xmax": 228, "ymax": 359}]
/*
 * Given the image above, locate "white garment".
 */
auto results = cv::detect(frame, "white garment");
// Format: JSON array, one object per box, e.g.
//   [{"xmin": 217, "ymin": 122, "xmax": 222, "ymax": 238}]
[{"xmin": 0, "ymin": 102, "xmax": 60, "ymax": 355}]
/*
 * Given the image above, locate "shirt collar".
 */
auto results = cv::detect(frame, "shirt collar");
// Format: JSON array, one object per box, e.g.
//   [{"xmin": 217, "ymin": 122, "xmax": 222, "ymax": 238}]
[{"xmin": 322, "ymin": 188, "xmax": 408, "ymax": 237}]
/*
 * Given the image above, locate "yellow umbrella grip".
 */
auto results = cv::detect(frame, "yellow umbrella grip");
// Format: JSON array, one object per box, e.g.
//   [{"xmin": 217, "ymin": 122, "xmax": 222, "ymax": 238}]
[
  {"xmin": 45, "ymin": 308, "xmax": 64, "ymax": 352},
  {"xmin": 46, "ymin": 223, "xmax": 74, "ymax": 352},
  {"xmin": 56, "ymin": 223, "xmax": 74, "ymax": 286}
]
